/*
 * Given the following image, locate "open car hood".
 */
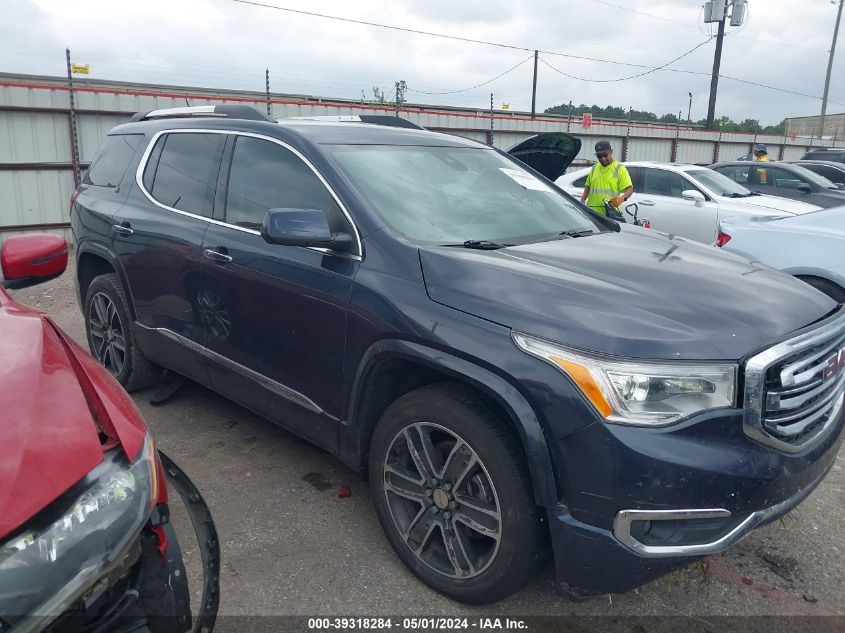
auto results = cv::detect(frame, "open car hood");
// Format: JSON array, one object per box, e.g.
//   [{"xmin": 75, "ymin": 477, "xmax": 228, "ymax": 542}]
[{"xmin": 507, "ymin": 133, "xmax": 582, "ymax": 182}]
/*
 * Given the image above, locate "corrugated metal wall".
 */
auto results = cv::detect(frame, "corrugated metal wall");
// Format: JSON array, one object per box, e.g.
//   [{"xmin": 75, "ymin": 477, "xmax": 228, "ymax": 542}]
[{"xmin": 0, "ymin": 73, "xmax": 821, "ymax": 239}]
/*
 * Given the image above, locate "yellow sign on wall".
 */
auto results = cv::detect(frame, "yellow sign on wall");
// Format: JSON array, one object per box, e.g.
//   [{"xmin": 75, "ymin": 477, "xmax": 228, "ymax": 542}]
[
  {"xmin": 71, "ymin": 64, "xmax": 89, "ymax": 75},
  {"xmin": 501, "ymin": 103, "xmax": 510, "ymax": 110}
]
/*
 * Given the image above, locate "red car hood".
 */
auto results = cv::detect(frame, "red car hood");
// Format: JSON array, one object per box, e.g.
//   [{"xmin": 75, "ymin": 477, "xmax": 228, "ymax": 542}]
[{"xmin": 0, "ymin": 291, "xmax": 111, "ymax": 540}]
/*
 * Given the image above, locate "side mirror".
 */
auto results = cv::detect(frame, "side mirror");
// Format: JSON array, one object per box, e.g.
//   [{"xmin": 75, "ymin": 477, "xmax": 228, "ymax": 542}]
[
  {"xmin": 681, "ymin": 190, "xmax": 705, "ymax": 207},
  {"xmin": 1, "ymin": 234, "xmax": 68, "ymax": 289},
  {"xmin": 261, "ymin": 208, "xmax": 353, "ymax": 252},
  {"xmin": 797, "ymin": 183, "xmax": 813, "ymax": 193}
]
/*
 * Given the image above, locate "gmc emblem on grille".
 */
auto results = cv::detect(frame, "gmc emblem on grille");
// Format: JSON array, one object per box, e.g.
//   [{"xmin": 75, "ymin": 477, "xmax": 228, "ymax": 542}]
[{"xmin": 824, "ymin": 348, "xmax": 845, "ymax": 382}]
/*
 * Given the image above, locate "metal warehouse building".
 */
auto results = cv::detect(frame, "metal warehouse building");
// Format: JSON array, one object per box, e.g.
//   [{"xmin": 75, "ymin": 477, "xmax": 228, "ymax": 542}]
[
  {"xmin": 785, "ymin": 112, "xmax": 845, "ymax": 141},
  {"xmin": 0, "ymin": 72, "xmax": 831, "ymax": 240}
]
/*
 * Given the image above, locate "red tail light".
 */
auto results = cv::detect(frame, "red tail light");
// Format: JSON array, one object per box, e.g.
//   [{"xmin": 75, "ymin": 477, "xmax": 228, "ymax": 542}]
[
  {"xmin": 716, "ymin": 231, "xmax": 731, "ymax": 247},
  {"xmin": 70, "ymin": 190, "xmax": 79, "ymax": 215}
]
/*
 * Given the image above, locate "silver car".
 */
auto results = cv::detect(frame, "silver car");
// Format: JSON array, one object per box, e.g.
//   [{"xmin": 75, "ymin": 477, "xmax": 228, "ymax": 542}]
[{"xmin": 717, "ymin": 205, "xmax": 845, "ymax": 302}]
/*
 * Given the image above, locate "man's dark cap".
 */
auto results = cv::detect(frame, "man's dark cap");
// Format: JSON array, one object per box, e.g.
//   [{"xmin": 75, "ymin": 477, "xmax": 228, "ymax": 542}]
[{"xmin": 595, "ymin": 140, "xmax": 612, "ymax": 154}]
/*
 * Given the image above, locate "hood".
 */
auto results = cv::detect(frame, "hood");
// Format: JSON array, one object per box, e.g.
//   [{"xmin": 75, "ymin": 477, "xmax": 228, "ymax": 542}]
[
  {"xmin": 721, "ymin": 205, "xmax": 845, "ymax": 238},
  {"xmin": 0, "ymin": 294, "xmax": 105, "ymax": 540},
  {"xmin": 419, "ymin": 228, "xmax": 836, "ymax": 360},
  {"xmin": 507, "ymin": 133, "xmax": 581, "ymax": 181},
  {"xmin": 724, "ymin": 194, "xmax": 820, "ymax": 215}
]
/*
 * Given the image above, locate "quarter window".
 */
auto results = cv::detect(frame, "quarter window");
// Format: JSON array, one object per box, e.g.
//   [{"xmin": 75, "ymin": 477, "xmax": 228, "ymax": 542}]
[
  {"xmin": 84, "ymin": 134, "xmax": 143, "ymax": 188},
  {"xmin": 224, "ymin": 136, "xmax": 348, "ymax": 233},
  {"xmin": 143, "ymin": 133, "xmax": 225, "ymax": 217}
]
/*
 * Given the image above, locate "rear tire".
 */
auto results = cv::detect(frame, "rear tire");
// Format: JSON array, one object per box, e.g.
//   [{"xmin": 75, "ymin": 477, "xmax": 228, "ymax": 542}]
[
  {"xmin": 796, "ymin": 276, "xmax": 845, "ymax": 303},
  {"xmin": 84, "ymin": 273, "xmax": 161, "ymax": 391},
  {"xmin": 369, "ymin": 383, "xmax": 545, "ymax": 604}
]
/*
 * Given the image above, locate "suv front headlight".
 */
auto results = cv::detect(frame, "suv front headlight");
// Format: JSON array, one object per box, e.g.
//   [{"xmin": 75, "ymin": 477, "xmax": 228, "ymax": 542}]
[
  {"xmin": 513, "ymin": 333, "xmax": 737, "ymax": 426},
  {"xmin": 0, "ymin": 436, "xmax": 157, "ymax": 623}
]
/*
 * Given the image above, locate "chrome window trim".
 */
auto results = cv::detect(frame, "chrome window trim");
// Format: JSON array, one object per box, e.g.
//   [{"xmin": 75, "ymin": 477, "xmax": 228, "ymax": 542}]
[
  {"xmin": 134, "ymin": 128, "xmax": 363, "ymax": 259},
  {"xmin": 743, "ymin": 307, "xmax": 845, "ymax": 454},
  {"xmin": 140, "ymin": 325, "xmax": 325, "ymax": 415}
]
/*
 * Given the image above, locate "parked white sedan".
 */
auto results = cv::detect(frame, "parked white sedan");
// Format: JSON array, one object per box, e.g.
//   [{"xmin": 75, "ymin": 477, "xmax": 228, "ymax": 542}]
[{"xmin": 557, "ymin": 162, "xmax": 821, "ymax": 243}]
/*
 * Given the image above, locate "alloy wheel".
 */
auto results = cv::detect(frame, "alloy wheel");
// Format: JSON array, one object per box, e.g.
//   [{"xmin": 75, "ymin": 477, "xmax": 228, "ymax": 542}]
[
  {"xmin": 88, "ymin": 291, "xmax": 126, "ymax": 376},
  {"xmin": 382, "ymin": 422, "xmax": 502, "ymax": 579}
]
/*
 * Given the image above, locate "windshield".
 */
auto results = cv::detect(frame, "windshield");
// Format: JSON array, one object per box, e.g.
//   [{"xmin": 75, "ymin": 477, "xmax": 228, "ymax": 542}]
[
  {"xmin": 788, "ymin": 163, "xmax": 839, "ymax": 189},
  {"xmin": 686, "ymin": 168, "xmax": 752, "ymax": 196},
  {"xmin": 328, "ymin": 145, "xmax": 601, "ymax": 245}
]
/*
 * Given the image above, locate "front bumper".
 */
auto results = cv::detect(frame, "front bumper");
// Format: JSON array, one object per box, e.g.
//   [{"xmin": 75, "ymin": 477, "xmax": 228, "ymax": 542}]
[{"xmin": 548, "ymin": 406, "xmax": 844, "ymax": 594}]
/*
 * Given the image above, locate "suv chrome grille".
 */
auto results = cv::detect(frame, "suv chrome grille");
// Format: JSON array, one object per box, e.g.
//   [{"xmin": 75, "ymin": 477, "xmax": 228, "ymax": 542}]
[{"xmin": 744, "ymin": 309, "xmax": 845, "ymax": 453}]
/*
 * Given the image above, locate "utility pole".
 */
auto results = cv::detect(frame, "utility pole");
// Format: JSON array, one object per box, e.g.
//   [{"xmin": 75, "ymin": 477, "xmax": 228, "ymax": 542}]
[
  {"xmin": 706, "ymin": 1, "xmax": 727, "ymax": 129},
  {"xmin": 265, "ymin": 68, "xmax": 271, "ymax": 117},
  {"xmin": 65, "ymin": 48, "xmax": 81, "ymax": 188},
  {"xmin": 819, "ymin": 0, "xmax": 844, "ymax": 141},
  {"xmin": 531, "ymin": 50, "xmax": 538, "ymax": 119},
  {"xmin": 489, "ymin": 92, "xmax": 494, "ymax": 146},
  {"xmin": 687, "ymin": 92, "xmax": 693, "ymax": 125}
]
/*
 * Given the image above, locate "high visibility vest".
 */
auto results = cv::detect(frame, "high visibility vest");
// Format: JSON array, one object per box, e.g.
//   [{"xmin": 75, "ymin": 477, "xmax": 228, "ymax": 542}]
[
  {"xmin": 755, "ymin": 155, "xmax": 769, "ymax": 184},
  {"xmin": 585, "ymin": 161, "xmax": 633, "ymax": 215}
]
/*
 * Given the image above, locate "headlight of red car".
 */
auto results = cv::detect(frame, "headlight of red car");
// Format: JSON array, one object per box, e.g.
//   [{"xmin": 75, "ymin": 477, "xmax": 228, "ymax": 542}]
[{"xmin": 0, "ymin": 435, "xmax": 158, "ymax": 622}]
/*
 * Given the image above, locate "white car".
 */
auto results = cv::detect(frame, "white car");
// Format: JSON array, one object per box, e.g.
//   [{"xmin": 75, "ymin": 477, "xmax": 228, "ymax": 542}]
[{"xmin": 557, "ymin": 162, "xmax": 821, "ymax": 244}]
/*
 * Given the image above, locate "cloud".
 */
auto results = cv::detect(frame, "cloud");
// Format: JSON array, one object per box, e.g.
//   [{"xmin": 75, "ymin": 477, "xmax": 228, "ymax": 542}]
[{"xmin": 1, "ymin": 0, "xmax": 842, "ymax": 125}]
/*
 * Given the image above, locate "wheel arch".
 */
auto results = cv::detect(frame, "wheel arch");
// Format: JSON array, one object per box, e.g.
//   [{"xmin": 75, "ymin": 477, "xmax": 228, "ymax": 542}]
[
  {"xmin": 76, "ymin": 244, "xmax": 136, "ymax": 319},
  {"xmin": 344, "ymin": 339, "xmax": 560, "ymax": 508}
]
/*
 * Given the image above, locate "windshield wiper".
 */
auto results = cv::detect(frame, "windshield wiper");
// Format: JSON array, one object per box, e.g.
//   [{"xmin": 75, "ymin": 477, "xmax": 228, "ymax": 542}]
[
  {"xmin": 443, "ymin": 240, "xmax": 509, "ymax": 250},
  {"xmin": 559, "ymin": 228, "xmax": 595, "ymax": 237}
]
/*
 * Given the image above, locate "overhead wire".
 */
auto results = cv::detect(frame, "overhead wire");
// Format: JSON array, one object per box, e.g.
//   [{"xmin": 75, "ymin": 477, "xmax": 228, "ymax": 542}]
[
  {"xmin": 406, "ymin": 54, "xmax": 535, "ymax": 95},
  {"xmin": 537, "ymin": 38, "xmax": 714, "ymax": 83}
]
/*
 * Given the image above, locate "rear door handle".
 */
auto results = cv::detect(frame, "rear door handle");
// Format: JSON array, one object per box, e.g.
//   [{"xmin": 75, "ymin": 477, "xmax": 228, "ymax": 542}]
[
  {"xmin": 203, "ymin": 248, "xmax": 233, "ymax": 264},
  {"xmin": 638, "ymin": 200, "xmax": 655, "ymax": 207},
  {"xmin": 112, "ymin": 224, "xmax": 134, "ymax": 236}
]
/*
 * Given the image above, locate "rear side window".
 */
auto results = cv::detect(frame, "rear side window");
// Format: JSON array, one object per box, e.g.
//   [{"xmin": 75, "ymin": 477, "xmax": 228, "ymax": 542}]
[
  {"xmin": 224, "ymin": 136, "xmax": 349, "ymax": 233},
  {"xmin": 572, "ymin": 174, "xmax": 588, "ymax": 188},
  {"xmin": 84, "ymin": 134, "xmax": 143, "ymax": 188},
  {"xmin": 143, "ymin": 132, "xmax": 225, "ymax": 217}
]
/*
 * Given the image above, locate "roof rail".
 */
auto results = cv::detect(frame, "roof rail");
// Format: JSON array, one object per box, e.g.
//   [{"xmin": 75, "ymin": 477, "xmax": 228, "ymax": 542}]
[
  {"xmin": 287, "ymin": 115, "xmax": 424, "ymax": 130},
  {"xmin": 129, "ymin": 105, "xmax": 274, "ymax": 123}
]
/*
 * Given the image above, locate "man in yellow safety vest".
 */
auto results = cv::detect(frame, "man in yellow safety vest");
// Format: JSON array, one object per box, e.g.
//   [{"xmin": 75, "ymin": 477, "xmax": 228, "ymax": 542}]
[
  {"xmin": 753, "ymin": 143, "xmax": 769, "ymax": 185},
  {"xmin": 580, "ymin": 140, "xmax": 634, "ymax": 216}
]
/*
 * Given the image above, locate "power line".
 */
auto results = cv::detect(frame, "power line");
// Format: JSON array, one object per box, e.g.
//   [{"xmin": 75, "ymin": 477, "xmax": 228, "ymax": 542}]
[
  {"xmin": 537, "ymin": 39, "xmax": 714, "ymax": 83},
  {"xmin": 229, "ymin": 0, "xmax": 709, "ymax": 72},
  {"xmin": 587, "ymin": 0, "xmax": 699, "ymax": 28},
  {"xmin": 406, "ymin": 54, "xmax": 535, "ymax": 95}
]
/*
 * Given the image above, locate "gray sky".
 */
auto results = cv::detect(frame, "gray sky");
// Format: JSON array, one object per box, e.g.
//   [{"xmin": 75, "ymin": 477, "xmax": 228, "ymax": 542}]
[{"xmin": 1, "ymin": 0, "xmax": 843, "ymax": 126}]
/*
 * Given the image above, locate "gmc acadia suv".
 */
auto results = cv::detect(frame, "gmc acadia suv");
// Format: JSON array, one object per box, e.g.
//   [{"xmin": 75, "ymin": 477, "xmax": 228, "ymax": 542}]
[{"xmin": 71, "ymin": 105, "xmax": 845, "ymax": 603}]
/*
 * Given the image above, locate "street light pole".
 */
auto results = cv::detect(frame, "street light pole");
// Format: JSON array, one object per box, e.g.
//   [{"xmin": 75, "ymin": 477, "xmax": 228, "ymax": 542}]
[{"xmin": 819, "ymin": 0, "xmax": 844, "ymax": 141}]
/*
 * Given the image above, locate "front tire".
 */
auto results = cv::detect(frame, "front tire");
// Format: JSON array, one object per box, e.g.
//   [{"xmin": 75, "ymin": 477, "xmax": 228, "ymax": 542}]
[
  {"xmin": 84, "ymin": 273, "xmax": 160, "ymax": 391},
  {"xmin": 369, "ymin": 383, "xmax": 545, "ymax": 604}
]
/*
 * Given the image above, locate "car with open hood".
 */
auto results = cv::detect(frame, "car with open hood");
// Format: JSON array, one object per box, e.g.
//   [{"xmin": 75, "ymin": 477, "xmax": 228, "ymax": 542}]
[
  {"xmin": 70, "ymin": 106, "xmax": 844, "ymax": 603},
  {"xmin": 0, "ymin": 234, "xmax": 218, "ymax": 632}
]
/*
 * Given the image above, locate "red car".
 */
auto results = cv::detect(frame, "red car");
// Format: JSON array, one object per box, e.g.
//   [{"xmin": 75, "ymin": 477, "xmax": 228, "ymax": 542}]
[{"xmin": 0, "ymin": 234, "xmax": 218, "ymax": 632}]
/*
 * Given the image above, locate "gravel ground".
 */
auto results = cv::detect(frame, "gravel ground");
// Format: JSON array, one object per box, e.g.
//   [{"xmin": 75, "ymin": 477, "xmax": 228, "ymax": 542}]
[{"xmin": 8, "ymin": 258, "xmax": 844, "ymax": 627}]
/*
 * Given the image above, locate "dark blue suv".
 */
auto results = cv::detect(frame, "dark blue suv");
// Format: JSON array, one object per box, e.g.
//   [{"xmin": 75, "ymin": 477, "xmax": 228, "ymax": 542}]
[{"xmin": 71, "ymin": 105, "xmax": 845, "ymax": 603}]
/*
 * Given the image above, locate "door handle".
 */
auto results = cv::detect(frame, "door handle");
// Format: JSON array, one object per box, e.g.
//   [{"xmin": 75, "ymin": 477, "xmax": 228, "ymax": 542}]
[
  {"xmin": 638, "ymin": 200, "xmax": 656, "ymax": 207},
  {"xmin": 203, "ymin": 248, "xmax": 233, "ymax": 264},
  {"xmin": 112, "ymin": 224, "xmax": 133, "ymax": 236}
]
